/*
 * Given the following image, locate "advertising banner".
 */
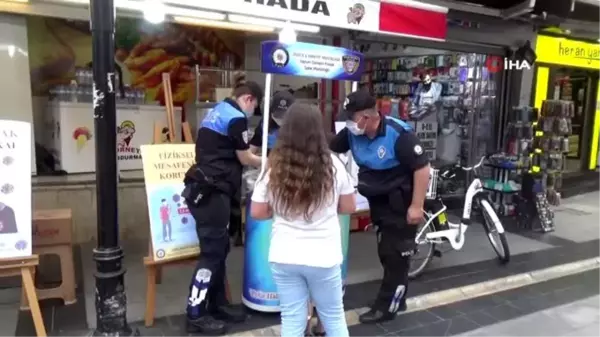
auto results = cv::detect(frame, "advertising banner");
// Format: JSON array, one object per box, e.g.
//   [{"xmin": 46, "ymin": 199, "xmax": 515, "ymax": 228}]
[
  {"xmin": 28, "ymin": 17, "xmax": 245, "ymax": 105},
  {"xmin": 140, "ymin": 144, "xmax": 199, "ymax": 261},
  {"xmin": 261, "ymin": 41, "xmax": 365, "ymax": 81},
  {"xmin": 0, "ymin": 120, "xmax": 32, "ymax": 259},
  {"xmin": 243, "ymin": 198, "xmax": 351, "ymax": 312}
]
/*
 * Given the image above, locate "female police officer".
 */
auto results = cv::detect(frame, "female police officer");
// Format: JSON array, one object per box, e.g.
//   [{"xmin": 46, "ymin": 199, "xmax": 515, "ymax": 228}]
[
  {"xmin": 329, "ymin": 90, "xmax": 430, "ymax": 324},
  {"xmin": 183, "ymin": 74, "xmax": 263, "ymax": 335},
  {"xmin": 249, "ymin": 90, "xmax": 295, "ymax": 154},
  {"xmin": 226, "ymin": 90, "xmax": 295, "ymax": 245}
]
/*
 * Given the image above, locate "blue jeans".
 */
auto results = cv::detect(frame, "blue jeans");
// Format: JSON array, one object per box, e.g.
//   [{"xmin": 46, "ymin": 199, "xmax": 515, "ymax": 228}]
[{"xmin": 270, "ymin": 263, "xmax": 348, "ymax": 337}]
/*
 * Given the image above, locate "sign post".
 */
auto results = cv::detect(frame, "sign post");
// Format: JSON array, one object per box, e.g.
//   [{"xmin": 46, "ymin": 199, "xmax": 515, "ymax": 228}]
[{"xmin": 89, "ymin": 0, "xmax": 136, "ymax": 335}]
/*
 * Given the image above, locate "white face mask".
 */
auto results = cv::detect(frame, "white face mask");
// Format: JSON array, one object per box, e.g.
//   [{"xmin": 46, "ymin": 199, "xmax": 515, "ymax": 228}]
[
  {"xmin": 273, "ymin": 117, "xmax": 284, "ymax": 126},
  {"xmin": 346, "ymin": 121, "xmax": 365, "ymax": 136}
]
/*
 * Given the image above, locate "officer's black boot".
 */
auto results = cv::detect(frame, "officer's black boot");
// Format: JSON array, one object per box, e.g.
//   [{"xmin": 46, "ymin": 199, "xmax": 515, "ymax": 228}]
[
  {"xmin": 359, "ymin": 301, "xmax": 407, "ymax": 324},
  {"xmin": 210, "ymin": 305, "xmax": 247, "ymax": 323},
  {"xmin": 186, "ymin": 315, "xmax": 227, "ymax": 335}
]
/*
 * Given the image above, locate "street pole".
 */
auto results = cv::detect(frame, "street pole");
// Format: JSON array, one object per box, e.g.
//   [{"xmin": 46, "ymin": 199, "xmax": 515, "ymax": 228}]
[{"xmin": 89, "ymin": 0, "xmax": 135, "ymax": 335}]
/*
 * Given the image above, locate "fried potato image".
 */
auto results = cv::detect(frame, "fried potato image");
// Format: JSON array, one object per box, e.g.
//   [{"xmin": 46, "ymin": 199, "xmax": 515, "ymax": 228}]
[
  {"xmin": 124, "ymin": 48, "xmax": 168, "ymax": 71},
  {"xmin": 177, "ymin": 65, "xmax": 194, "ymax": 83},
  {"xmin": 132, "ymin": 58, "xmax": 181, "ymax": 88},
  {"xmin": 146, "ymin": 83, "xmax": 163, "ymax": 103},
  {"xmin": 172, "ymin": 81, "xmax": 194, "ymax": 104}
]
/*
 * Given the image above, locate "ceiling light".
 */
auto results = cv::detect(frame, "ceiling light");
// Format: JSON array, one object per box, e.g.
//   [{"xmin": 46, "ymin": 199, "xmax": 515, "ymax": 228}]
[
  {"xmin": 278, "ymin": 21, "xmax": 297, "ymax": 44},
  {"xmin": 172, "ymin": 16, "xmax": 274, "ymax": 33},
  {"xmin": 228, "ymin": 14, "xmax": 319, "ymax": 33},
  {"xmin": 143, "ymin": 0, "xmax": 165, "ymax": 24},
  {"xmin": 59, "ymin": 0, "xmax": 226, "ymax": 21}
]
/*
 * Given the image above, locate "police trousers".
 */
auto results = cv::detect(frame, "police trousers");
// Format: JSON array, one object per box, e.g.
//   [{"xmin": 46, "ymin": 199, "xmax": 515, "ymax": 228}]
[
  {"xmin": 368, "ymin": 192, "xmax": 417, "ymax": 313},
  {"xmin": 186, "ymin": 191, "xmax": 231, "ymax": 319}
]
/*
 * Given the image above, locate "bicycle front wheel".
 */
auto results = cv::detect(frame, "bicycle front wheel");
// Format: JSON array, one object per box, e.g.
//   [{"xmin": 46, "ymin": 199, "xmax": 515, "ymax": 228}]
[
  {"xmin": 479, "ymin": 197, "xmax": 510, "ymax": 264},
  {"xmin": 408, "ymin": 213, "xmax": 436, "ymax": 279}
]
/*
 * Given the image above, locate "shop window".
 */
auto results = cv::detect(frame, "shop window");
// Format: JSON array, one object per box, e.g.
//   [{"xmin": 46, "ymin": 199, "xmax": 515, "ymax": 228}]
[{"xmin": 360, "ymin": 47, "xmax": 502, "ymax": 196}]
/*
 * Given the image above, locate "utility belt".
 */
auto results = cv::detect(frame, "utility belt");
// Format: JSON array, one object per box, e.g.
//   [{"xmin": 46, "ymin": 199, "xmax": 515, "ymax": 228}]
[{"xmin": 182, "ymin": 165, "xmax": 222, "ymax": 207}]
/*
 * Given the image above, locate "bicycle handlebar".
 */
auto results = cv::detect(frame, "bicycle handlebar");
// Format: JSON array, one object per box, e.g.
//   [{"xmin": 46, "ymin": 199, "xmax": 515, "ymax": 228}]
[{"xmin": 458, "ymin": 155, "xmax": 486, "ymax": 172}]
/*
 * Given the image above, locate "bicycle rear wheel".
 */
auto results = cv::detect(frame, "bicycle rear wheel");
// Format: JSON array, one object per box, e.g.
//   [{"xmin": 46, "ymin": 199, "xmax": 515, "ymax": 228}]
[
  {"xmin": 479, "ymin": 198, "xmax": 510, "ymax": 264},
  {"xmin": 408, "ymin": 213, "xmax": 436, "ymax": 279}
]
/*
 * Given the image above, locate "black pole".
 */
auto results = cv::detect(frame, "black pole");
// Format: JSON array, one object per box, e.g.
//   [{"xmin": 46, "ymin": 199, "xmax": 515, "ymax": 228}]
[{"xmin": 90, "ymin": 0, "xmax": 135, "ymax": 335}]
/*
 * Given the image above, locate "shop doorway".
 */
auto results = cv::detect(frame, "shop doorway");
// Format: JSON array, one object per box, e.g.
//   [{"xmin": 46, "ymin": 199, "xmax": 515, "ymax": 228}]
[{"xmin": 547, "ymin": 67, "xmax": 599, "ymax": 172}]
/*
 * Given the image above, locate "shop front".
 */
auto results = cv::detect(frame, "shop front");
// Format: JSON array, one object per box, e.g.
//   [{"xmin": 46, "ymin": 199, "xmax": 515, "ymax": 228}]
[
  {"xmin": 532, "ymin": 34, "xmax": 600, "ymax": 173},
  {"xmin": 347, "ymin": 14, "xmax": 532, "ymax": 198}
]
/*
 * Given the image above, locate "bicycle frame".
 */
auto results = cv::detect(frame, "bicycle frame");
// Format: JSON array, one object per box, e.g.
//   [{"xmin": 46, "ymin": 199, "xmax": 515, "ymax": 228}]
[{"xmin": 417, "ymin": 177, "xmax": 484, "ymax": 250}]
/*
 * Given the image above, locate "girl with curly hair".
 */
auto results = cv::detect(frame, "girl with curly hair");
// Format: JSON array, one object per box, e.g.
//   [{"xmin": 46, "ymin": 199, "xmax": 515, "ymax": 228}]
[{"xmin": 251, "ymin": 103, "xmax": 356, "ymax": 337}]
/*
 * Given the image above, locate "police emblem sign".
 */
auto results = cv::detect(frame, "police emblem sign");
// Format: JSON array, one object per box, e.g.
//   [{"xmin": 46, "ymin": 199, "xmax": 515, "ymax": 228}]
[{"xmin": 261, "ymin": 41, "xmax": 365, "ymax": 81}]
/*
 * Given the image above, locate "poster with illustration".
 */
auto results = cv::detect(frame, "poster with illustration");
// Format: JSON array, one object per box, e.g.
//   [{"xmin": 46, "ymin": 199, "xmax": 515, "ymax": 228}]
[
  {"xmin": 0, "ymin": 120, "xmax": 32, "ymax": 259},
  {"xmin": 141, "ymin": 143, "xmax": 198, "ymax": 261},
  {"xmin": 27, "ymin": 17, "xmax": 245, "ymax": 105}
]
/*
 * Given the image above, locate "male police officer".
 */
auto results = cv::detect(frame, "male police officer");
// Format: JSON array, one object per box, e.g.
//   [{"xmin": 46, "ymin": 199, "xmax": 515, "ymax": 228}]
[
  {"xmin": 183, "ymin": 80, "xmax": 263, "ymax": 334},
  {"xmin": 330, "ymin": 90, "xmax": 430, "ymax": 324},
  {"xmin": 249, "ymin": 90, "xmax": 295, "ymax": 154}
]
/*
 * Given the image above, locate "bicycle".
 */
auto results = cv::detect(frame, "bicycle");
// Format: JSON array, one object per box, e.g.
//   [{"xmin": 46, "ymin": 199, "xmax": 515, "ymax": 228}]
[{"xmin": 409, "ymin": 155, "xmax": 511, "ymax": 279}]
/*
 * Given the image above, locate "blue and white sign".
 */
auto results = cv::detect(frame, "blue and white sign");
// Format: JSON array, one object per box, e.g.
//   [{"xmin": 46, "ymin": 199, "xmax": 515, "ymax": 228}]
[{"xmin": 261, "ymin": 41, "xmax": 365, "ymax": 81}]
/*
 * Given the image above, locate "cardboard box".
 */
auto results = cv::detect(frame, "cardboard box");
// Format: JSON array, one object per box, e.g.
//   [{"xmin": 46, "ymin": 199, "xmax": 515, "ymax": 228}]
[{"xmin": 32, "ymin": 209, "xmax": 72, "ymax": 247}]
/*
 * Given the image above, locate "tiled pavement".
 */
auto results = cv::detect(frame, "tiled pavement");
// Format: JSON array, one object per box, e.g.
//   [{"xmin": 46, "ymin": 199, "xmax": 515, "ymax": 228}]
[{"xmin": 4, "ymin": 192, "xmax": 600, "ymax": 336}]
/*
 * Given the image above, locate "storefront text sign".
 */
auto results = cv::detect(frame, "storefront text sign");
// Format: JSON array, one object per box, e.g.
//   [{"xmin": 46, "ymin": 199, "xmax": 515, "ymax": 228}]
[
  {"xmin": 141, "ymin": 144, "xmax": 199, "ymax": 261},
  {"xmin": 241, "ymin": 0, "xmax": 380, "ymax": 32},
  {"xmin": 0, "ymin": 120, "xmax": 32, "ymax": 259},
  {"xmin": 535, "ymin": 35, "xmax": 600, "ymax": 70},
  {"xmin": 261, "ymin": 41, "xmax": 365, "ymax": 81}
]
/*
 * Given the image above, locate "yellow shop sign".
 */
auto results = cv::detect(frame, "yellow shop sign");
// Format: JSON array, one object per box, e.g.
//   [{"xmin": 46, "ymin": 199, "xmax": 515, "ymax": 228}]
[{"xmin": 535, "ymin": 35, "xmax": 600, "ymax": 69}]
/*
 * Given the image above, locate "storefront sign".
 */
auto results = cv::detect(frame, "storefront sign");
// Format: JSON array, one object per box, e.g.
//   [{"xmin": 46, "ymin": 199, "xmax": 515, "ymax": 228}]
[
  {"xmin": 535, "ymin": 35, "xmax": 600, "ymax": 70},
  {"xmin": 245, "ymin": 0, "xmax": 330, "ymax": 16},
  {"xmin": 261, "ymin": 41, "xmax": 365, "ymax": 81},
  {"xmin": 241, "ymin": 0, "xmax": 380, "ymax": 32},
  {"xmin": 0, "ymin": 120, "xmax": 32, "ymax": 259},
  {"xmin": 193, "ymin": 0, "xmax": 447, "ymax": 39},
  {"xmin": 141, "ymin": 144, "xmax": 199, "ymax": 262}
]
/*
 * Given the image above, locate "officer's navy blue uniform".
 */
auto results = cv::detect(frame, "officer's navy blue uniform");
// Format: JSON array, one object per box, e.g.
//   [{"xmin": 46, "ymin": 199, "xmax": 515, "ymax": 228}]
[
  {"xmin": 249, "ymin": 117, "xmax": 280, "ymax": 153},
  {"xmin": 185, "ymin": 98, "xmax": 250, "ymax": 320},
  {"xmin": 330, "ymin": 116, "xmax": 429, "ymax": 314}
]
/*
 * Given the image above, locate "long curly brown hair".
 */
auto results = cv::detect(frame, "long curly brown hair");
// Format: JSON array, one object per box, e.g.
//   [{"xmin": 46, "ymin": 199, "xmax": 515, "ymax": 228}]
[{"xmin": 267, "ymin": 103, "xmax": 334, "ymax": 221}]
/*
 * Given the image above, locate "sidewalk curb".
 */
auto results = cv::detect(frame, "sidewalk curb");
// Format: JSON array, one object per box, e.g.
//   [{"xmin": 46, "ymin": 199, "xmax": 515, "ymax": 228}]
[{"xmin": 229, "ymin": 257, "xmax": 600, "ymax": 336}]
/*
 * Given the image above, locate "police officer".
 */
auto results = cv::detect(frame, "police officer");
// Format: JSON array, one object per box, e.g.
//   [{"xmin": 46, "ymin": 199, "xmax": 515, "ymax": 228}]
[
  {"xmin": 330, "ymin": 90, "xmax": 431, "ymax": 324},
  {"xmin": 183, "ymin": 76, "xmax": 263, "ymax": 335},
  {"xmin": 249, "ymin": 90, "xmax": 295, "ymax": 154}
]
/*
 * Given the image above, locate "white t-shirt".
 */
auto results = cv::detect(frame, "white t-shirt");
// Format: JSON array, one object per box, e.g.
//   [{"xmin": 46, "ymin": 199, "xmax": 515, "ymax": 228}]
[{"xmin": 251, "ymin": 154, "xmax": 355, "ymax": 268}]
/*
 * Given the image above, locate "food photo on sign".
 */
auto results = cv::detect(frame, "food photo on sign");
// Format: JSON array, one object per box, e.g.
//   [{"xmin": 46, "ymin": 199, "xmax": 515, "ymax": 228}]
[{"xmin": 28, "ymin": 17, "xmax": 245, "ymax": 105}]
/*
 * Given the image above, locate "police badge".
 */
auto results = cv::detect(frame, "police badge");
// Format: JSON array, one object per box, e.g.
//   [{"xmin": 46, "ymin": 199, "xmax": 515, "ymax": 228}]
[
  {"xmin": 342, "ymin": 55, "xmax": 360, "ymax": 75},
  {"xmin": 271, "ymin": 46, "xmax": 289, "ymax": 68}
]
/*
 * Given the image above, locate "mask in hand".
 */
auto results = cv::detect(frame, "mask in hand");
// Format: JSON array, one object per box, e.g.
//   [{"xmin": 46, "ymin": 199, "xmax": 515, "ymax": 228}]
[{"xmin": 346, "ymin": 121, "xmax": 365, "ymax": 136}]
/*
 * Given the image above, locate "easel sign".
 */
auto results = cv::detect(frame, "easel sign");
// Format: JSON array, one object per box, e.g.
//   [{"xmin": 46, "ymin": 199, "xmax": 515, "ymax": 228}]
[
  {"xmin": 143, "ymin": 74, "xmax": 197, "ymax": 262},
  {"xmin": 0, "ymin": 120, "xmax": 32, "ymax": 258},
  {"xmin": 0, "ymin": 120, "xmax": 46, "ymax": 336}
]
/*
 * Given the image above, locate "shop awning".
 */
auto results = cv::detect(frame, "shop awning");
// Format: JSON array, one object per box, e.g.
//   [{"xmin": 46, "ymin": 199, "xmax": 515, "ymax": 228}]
[
  {"xmin": 0, "ymin": 0, "xmax": 449, "ymax": 41},
  {"xmin": 378, "ymin": 1, "xmax": 447, "ymax": 41}
]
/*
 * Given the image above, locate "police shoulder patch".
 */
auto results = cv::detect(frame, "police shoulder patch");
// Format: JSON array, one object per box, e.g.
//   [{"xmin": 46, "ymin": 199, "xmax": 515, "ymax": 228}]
[{"xmin": 414, "ymin": 145, "xmax": 423, "ymax": 155}]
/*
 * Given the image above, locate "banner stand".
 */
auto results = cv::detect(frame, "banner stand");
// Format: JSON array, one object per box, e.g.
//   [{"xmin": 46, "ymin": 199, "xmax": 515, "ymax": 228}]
[
  {"xmin": 242, "ymin": 40, "xmax": 365, "ymax": 334},
  {"xmin": 141, "ymin": 74, "xmax": 227, "ymax": 327}
]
